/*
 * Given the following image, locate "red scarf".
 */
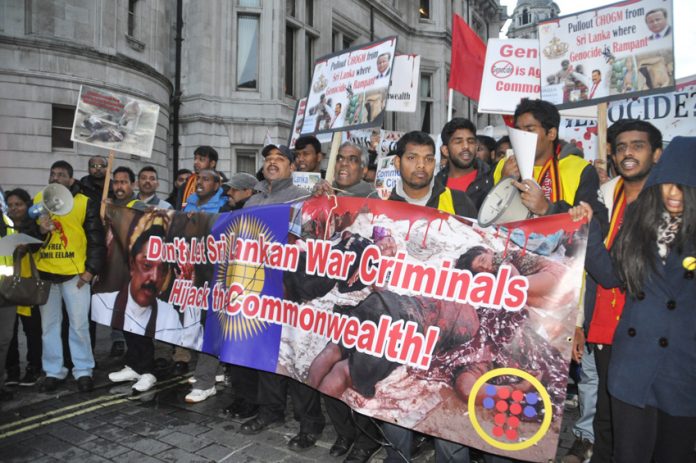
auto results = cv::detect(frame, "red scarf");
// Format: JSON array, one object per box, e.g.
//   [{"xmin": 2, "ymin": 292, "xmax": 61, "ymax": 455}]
[
  {"xmin": 588, "ymin": 178, "xmax": 626, "ymax": 345},
  {"xmin": 535, "ymin": 153, "xmax": 562, "ymax": 202}
]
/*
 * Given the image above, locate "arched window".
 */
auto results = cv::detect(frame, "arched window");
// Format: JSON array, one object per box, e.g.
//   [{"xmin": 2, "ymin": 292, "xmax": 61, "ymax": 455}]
[{"xmin": 522, "ymin": 8, "xmax": 530, "ymax": 24}]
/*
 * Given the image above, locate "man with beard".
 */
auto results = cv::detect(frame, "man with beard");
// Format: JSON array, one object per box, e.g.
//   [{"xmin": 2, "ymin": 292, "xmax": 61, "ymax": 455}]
[
  {"xmin": 565, "ymin": 120, "xmax": 663, "ymax": 463},
  {"xmin": 294, "ymin": 135, "xmax": 325, "ymax": 177},
  {"xmin": 112, "ymin": 167, "xmax": 148, "ymax": 211},
  {"xmin": 136, "ymin": 166, "xmax": 172, "ymax": 209},
  {"xmin": 382, "ymin": 131, "xmax": 477, "ymax": 462},
  {"xmin": 436, "ymin": 118, "xmax": 493, "ymax": 209},
  {"xmin": 390, "ymin": 130, "xmax": 476, "ymax": 217},
  {"xmin": 177, "ymin": 146, "xmax": 219, "ymax": 210},
  {"xmin": 79, "ymin": 156, "xmax": 113, "ymax": 202},
  {"xmin": 183, "ymin": 170, "xmax": 226, "ymax": 213}
]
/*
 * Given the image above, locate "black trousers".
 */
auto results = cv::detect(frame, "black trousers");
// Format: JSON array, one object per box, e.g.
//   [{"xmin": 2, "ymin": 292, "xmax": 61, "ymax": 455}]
[
  {"xmin": 256, "ymin": 370, "xmax": 325, "ymax": 435},
  {"xmin": 612, "ymin": 397, "xmax": 696, "ymax": 463},
  {"xmin": 325, "ymin": 395, "xmax": 380, "ymax": 450},
  {"xmin": 5, "ymin": 310, "xmax": 42, "ymax": 371},
  {"xmin": 228, "ymin": 364, "xmax": 258, "ymax": 403},
  {"xmin": 590, "ymin": 344, "xmax": 613, "ymax": 463},
  {"xmin": 123, "ymin": 330, "xmax": 154, "ymax": 375}
]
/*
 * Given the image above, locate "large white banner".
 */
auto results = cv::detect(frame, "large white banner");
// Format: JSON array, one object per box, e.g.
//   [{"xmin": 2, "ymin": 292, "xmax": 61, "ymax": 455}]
[
  {"xmin": 71, "ymin": 86, "xmax": 160, "ymax": 157},
  {"xmin": 386, "ymin": 54, "xmax": 421, "ymax": 113},
  {"xmin": 607, "ymin": 75, "xmax": 696, "ymax": 142},
  {"xmin": 478, "ymin": 39, "xmax": 595, "ymax": 118},
  {"xmin": 302, "ymin": 37, "xmax": 397, "ymax": 135},
  {"xmin": 538, "ymin": 0, "xmax": 675, "ymax": 109}
]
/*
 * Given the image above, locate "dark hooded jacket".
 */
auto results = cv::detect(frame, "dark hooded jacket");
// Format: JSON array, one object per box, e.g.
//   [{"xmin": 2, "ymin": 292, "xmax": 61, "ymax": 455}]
[
  {"xmin": 584, "ymin": 136, "xmax": 696, "ymax": 417},
  {"xmin": 435, "ymin": 158, "xmax": 493, "ymax": 210}
]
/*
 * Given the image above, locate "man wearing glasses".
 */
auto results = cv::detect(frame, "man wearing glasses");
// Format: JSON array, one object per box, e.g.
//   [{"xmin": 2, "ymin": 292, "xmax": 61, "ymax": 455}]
[{"xmin": 79, "ymin": 156, "xmax": 113, "ymax": 202}]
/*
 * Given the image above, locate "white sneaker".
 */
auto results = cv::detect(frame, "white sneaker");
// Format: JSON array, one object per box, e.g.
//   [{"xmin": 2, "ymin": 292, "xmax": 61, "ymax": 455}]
[
  {"xmin": 108, "ymin": 366, "xmax": 141, "ymax": 383},
  {"xmin": 188, "ymin": 375, "xmax": 223, "ymax": 384},
  {"xmin": 132, "ymin": 373, "xmax": 157, "ymax": 392},
  {"xmin": 185, "ymin": 386, "xmax": 216, "ymax": 403}
]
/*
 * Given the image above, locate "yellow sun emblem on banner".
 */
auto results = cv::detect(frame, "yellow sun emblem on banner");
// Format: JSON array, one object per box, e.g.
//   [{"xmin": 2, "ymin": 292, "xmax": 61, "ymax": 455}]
[{"xmin": 215, "ymin": 215, "xmax": 275, "ymax": 341}]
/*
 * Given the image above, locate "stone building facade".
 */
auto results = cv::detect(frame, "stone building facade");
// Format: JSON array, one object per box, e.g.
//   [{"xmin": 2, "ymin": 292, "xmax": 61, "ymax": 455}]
[{"xmin": 0, "ymin": 0, "xmax": 505, "ymax": 195}]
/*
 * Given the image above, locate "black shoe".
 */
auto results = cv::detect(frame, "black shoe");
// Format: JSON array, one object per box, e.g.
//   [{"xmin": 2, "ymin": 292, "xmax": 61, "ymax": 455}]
[
  {"xmin": 4, "ymin": 367, "xmax": 20, "ymax": 386},
  {"xmin": 343, "ymin": 446, "xmax": 380, "ymax": 463},
  {"xmin": 288, "ymin": 432, "xmax": 317, "ymax": 451},
  {"xmin": 329, "ymin": 436, "xmax": 354, "ymax": 457},
  {"xmin": 38, "ymin": 376, "xmax": 64, "ymax": 393},
  {"xmin": 239, "ymin": 414, "xmax": 283, "ymax": 435},
  {"xmin": 224, "ymin": 399, "xmax": 259, "ymax": 419},
  {"xmin": 172, "ymin": 361, "xmax": 189, "ymax": 376},
  {"xmin": 77, "ymin": 376, "xmax": 94, "ymax": 392},
  {"xmin": 19, "ymin": 366, "xmax": 41, "ymax": 387},
  {"xmin": 110, "ymin": 340, "xmax": 125, "ymax": 358}
]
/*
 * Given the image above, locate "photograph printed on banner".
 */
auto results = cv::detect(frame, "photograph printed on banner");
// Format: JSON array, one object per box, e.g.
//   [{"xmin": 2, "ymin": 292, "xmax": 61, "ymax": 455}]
[{"xmin": 538, "ymin": 0, "xmax": 675, "ymax": 109}]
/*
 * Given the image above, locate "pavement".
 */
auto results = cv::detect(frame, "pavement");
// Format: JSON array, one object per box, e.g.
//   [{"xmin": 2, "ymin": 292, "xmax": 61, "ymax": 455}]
[{"xmin": 0, "ymin": 325, "xmax": 581, "ymax": 463}]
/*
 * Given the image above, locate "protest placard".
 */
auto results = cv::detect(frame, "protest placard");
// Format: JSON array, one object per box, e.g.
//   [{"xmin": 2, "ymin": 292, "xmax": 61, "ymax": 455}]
[
  {"xmin": 386, "ymin": 54, "xmax": 421, "ymax": 112},
  {"xmin": 292, "ymin": 171, "xmax": 322, "ymax": 192},
  {"xmin": 302, "ymin": 37, "xmax": 397, "ymax": 135},
  {"xmin": 96, "ymin": 198, "xmax": 588, "ymax": 461},
  {"xmin": 288, "ymin": 97, "xmax": 333, "ymax": 149},
  {"xmin": 538, "ymin": 0, "xmax": 675, "ymax": 109},
  {"xmin": 71, "ymin": 85, "xmax": 160, "ymax": 157},
  {"xmin": 607, "ymin": 74, "xmax": 696, "ymax": 141}
]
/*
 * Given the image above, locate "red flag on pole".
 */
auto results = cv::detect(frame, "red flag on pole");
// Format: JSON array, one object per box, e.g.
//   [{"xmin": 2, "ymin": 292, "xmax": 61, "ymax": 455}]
[{"xmin": 448, "ymin": 14, "xmax": 486, "ymax": 102}]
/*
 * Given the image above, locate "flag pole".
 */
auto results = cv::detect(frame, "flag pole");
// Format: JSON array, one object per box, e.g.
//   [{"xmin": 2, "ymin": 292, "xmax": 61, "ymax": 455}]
[{"xmin": 447, "ymin": 88, "xmax": 454, "ymax": 122}]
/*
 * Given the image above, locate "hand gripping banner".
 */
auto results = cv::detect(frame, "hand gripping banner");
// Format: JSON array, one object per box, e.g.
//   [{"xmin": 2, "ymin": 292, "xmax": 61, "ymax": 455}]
[{"xmin": 94, "ymin": 197, "xmax": 589, "ymax": 461}]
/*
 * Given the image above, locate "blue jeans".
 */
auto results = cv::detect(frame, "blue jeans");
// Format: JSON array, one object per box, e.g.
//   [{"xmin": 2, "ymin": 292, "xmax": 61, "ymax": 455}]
[
  {"xmin": 40, "ymin": 276, "xmax": 94, "ymax": 379},
  {"xmin": 574, "ymin": 344, "xmax": 598, "ymax": 441}
]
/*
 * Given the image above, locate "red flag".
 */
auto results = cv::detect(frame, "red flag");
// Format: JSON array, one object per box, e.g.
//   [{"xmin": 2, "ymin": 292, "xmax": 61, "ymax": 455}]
[{"xmin": 448, "ymin": 14, "xmax": 486, "ymax": 102}]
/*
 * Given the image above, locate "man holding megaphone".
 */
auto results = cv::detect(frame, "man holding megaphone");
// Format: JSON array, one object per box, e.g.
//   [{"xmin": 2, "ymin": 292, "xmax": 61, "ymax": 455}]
[{"xmin": 32, "ymin": 160, "xmax": 105, "ymax": 393}]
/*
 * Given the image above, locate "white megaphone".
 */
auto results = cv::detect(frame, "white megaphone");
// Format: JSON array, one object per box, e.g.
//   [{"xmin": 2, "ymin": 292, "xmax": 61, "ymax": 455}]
[{"xmin": 28, "ymin": 184, "xmax": 74, "ymax": 219}]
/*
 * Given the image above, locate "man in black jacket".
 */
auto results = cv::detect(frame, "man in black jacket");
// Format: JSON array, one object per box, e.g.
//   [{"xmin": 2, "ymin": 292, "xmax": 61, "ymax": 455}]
[{"xmin": 436, "ymin": 118, "xmax": 493, "ymax": 210}]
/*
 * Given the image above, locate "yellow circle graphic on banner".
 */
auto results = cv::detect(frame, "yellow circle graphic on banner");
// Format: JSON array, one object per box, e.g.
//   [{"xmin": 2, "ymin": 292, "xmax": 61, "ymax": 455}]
[{"xmin": 467, "ymin": 367, "xmax": 553, "ymax": 451}]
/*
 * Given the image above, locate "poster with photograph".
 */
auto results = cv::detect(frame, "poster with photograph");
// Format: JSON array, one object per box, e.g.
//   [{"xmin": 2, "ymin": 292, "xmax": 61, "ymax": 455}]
[
  {"xmin": 302, "ymin": 37, "xmax": 397, "ymax": 135},
  {"xmin": 71, "ymin": 85, "xmax": 160, "ymax": 157},
  {"xmin": 288, "ymin": 98, "xmax": 332, "ymax": 149},
  {"xmin": 538, "ymin": 0, "xmax": 675, "ymax": 109},
  {"xmin": 374, "ymin": 155, "xmax": 399, "ymax": 200},
  {"xmin": 386, "ymin": 54, "xmax": 421, "ymax": 112},
  {"xmin": 97, "ymin": 199, "xmax": 589, "ymax": 462},
  {"xmin": 479, "ymin": 39, "xmax": 595, "ymax": 118}
]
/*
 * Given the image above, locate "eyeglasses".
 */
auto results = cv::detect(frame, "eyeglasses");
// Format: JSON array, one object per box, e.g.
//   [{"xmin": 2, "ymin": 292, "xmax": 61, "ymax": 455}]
[
  {"xmin": 89, "ymin": 164, "xmax": 107, "ymax": 169},
  {"xmin": 336, "ymin": 154, "xmax": 361, "ymax": 165}
]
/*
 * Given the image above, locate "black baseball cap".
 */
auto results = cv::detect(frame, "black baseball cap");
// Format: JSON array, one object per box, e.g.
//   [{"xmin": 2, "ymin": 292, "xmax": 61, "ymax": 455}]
[{"xmin": 261, "ymin": 144, "xmax": 295, "ymax": 163}]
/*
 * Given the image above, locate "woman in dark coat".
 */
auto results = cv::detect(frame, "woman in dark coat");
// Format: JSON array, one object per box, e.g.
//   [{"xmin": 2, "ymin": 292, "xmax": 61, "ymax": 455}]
[{"xmin": 571, "ymin": 136, "xmax": 696, "ymax": 463}]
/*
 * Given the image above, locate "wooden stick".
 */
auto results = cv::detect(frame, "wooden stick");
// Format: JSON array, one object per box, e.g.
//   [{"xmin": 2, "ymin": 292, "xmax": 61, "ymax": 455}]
[
  {"xmin": 324, "ymin": 131, "xmax": 342, "ymax": 185},
  {"xmin": 100, "ymin": 151, "xmax": 114, "ymax": 221},
  {"xmin": 596, "ymin": 102, "xmax": 608, "ymax": 164}
]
